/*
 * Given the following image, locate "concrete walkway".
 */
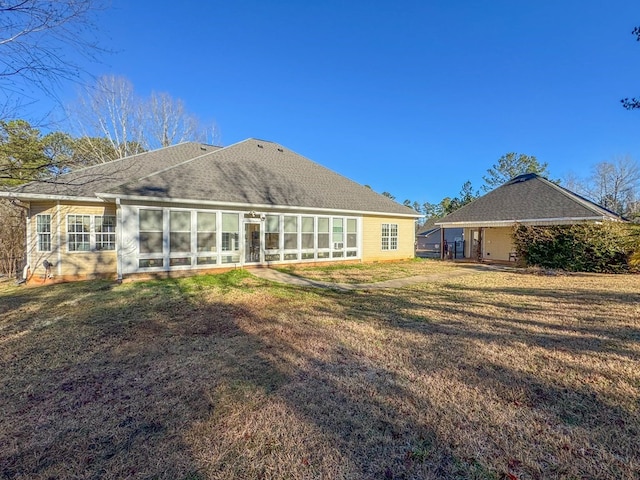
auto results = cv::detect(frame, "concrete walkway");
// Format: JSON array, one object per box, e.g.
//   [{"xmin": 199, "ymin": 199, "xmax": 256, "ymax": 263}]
[{"xmin": 250, "ymin": 264, "xmax": 513, "ymax": 291}]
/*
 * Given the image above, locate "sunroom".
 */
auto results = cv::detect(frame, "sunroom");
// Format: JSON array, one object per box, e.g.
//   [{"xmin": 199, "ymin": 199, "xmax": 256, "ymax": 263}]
[{"xmin": 119, "ymin": 205, "xmax": 361, "ymax": 275}]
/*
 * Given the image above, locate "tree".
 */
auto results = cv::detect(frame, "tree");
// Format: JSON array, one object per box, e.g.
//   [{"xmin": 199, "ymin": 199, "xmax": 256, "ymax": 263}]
[
  {"xmin": 586, "ymin": 157, "xmax": 640, "ymax": 219},
  {"xmin": 482, "ymin": 152, "xmax": 550, "ymax": 191},
  {"xmin": 68, "ymin": 75, "xmax": 215, "ymax": 163},
  {"xmin": 621, "ymin": 27, "xmax": 640, "ymax": 110},
  {"xmin": 69, "ymin": 75, "xmax": 146, "ymax": 162},
  {"xmin": 0, "ymin": 119, "xmax": 50, "ymax": 185},
  {"xmin": 381, "ymin": 191, "xmax": 395, "ymax": 200},
  {"xmin": 146, "ymin": 92, "xmax": 205, "ymax": 149},
  {"xmin": 0, "ymin": 0, "xmax": 106, "ymax": 116}
]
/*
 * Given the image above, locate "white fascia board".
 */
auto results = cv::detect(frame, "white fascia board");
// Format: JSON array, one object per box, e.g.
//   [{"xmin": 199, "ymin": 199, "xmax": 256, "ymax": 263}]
[
  {"xmin": 96, "ymin": 193, "xmax": 421, "ymax": 219},
  {"xmin": 0, "ymin": 191, "xmax": 104, "ymax": 203},
  {"xmin": 435, "ymin": 216, "xmax": 609, "ymax": 227}
]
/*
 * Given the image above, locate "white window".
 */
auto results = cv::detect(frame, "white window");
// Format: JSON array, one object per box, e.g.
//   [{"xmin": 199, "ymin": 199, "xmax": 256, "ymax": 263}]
[
  {"xmin": 283, "ymin": 216, "xmax": 298, "ymax": 250},
  {"xmin": 221, "ymin": 213, "xmax": 240, "ymax": 263},
  {"xmin": 381, "ymin": 223, "xmax": 398, "ymax": 251},
  {"xmin": 265, "ymin": 214, "xmax": 280, "ymax": 250},
  {"xmin": 170, "ymin": 211, "xmax": 191, "ymax": 253},
  {"xmin": 36, "ymin": 214, "xmax": 51, "ymax": 252},
  {"xmin": 196, "ymin": 211, "xmax": 217, "ymax": 265},
  {"xmin": 67, "ymin": 215, "xmax": 91, "ymax": 251},
  {"xmin": 139, "ymin": 209, "xmax": 163, "ymax": 254},
  {"xmin": 95, "ymin": 216, "xmax": 116, "ymax": 250},
  {"xmin": 197, "ymin": 212, "xmax": 216, "ymax": 252}
]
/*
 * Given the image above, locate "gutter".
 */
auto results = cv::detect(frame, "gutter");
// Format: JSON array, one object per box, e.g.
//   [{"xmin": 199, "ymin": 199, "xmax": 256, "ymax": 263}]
[
  {"xmin": 96, "ymin": 193, "xmax": 421, "ymax": 219},
  {"xmin": 435, "ymin": 216, "xmax": 613, "ymax": 228}
]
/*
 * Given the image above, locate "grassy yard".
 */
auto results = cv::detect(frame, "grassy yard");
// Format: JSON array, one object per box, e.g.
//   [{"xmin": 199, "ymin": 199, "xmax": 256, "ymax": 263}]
[{"xmin": 0, "ymin": 260, "xmax": 638, "ymax": 479}]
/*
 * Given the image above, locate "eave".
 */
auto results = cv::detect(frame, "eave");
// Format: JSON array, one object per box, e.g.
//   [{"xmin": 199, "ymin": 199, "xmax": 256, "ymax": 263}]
[{"xmin": 97, "ymin": 192, "xmax": 421, "ymax": 218}]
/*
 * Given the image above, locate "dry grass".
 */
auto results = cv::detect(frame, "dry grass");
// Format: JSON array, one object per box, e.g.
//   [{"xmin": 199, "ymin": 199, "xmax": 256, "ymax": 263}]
[
  {"xmin": 1, "ymin": 263, "xmax": 639, "ymax": 479},
  {"xmin": 277, "ymin": 258, "xmax": 460, "ymax": 283}
]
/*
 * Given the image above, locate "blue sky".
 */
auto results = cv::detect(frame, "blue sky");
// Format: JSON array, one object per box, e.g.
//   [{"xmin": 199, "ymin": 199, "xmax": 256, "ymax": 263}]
[{"xmin": 27, "ymin": 1, "xmax": 640, "ymax": 205}]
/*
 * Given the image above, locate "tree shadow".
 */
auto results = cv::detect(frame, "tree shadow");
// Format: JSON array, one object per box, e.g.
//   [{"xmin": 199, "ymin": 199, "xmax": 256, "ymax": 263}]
[{"xmin": 1, "ymin": 275, "xmax": 639, "ymax": 479}]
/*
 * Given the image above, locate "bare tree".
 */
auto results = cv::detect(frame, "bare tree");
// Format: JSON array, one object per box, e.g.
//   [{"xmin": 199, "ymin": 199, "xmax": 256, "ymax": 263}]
[
  {"xmin": 68, "ymin": 75, "xmax": 218, "ymax": 164},
  {"xmin": 69, "ymin": 75, "xmax": 146, "ymax": 163},
  {"xmin": 145, "ymin": 92, "xmax": 204, "ymax": 149},
  {"xmin": 565, "ymin": 156, "xmax": 640, "ymax": 220},
  {"xmin": 588, "ymin": 156, "xmax": 640, "ymax": 218},
  {"xmin": 0, "ymin": 0, "xmax": 106, "ymax": 115}
]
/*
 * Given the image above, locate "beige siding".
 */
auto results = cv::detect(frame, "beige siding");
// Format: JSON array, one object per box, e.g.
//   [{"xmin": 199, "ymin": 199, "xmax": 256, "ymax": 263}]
[
  {"xmin": 361, "ymin": 216, "xmax": 415, "ymax": 262},
  {"xmin": 483, "ymin": 227, "xmax": 514, "ymax": 261},
  {"xmin": 28, "ymin": 201, "xmax": 117, "ymax": 281}
]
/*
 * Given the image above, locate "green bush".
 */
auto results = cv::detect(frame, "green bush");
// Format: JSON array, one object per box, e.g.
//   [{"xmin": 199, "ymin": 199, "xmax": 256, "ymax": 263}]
[{"xmin": 512, "ymin": 222, "xmax": 640, "ymax": 273}]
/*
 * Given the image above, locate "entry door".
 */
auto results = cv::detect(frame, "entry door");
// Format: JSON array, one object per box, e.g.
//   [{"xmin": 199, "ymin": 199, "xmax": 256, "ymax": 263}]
[{"xmin": 244, "ymin": 222, "xmax": 261, "ymax": 263}]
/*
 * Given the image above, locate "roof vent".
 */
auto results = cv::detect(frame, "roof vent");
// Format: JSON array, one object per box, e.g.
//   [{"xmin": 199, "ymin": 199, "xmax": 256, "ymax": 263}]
[
  {"xmin": 277, "ymin": 148, "xmax": 283, "ymax": 152},
  {"xmin": 257, "ymin": 144, "xmax": 263, "ymax": 148},
  {"xmin": 200, "ymin": 146, "xmax": 207, "ymax": 151}
]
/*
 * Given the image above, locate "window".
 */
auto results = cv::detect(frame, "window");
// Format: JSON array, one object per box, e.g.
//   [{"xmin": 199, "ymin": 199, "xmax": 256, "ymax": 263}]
[
  {"xmin": 139, "ymin": 209, "xmax": 163, "ymax": 254},
  {"xmin": 283, "ymin": 216, "xmax": 298, "ymax": 250},
  {"xmin": 67, "ymin": 215, "xmax": 91, "ymax": 251},
  {"xmin": 332, "ymin": 218, "xmax": 344, "ymax": 249},
  {"xmin": 170, "ymin": 211, "xmax": 191, "ymax": 253},
  {"xmin": 317, "ymin": 217, "xmax": 330, "ymax": 249},
  {"xmin": 347, "ymin": 219, "xmax": 357, "ymax": 248},
  {"xmin": 221, "ymin": 213, "xmax": 239, "ymax": 263},
  {"xmin": 36, "ymin": 214, "xmax": 51, "ymax": 252},
  {"xmin": 265, "ymin": 215, "xmax": 280, "ymax": 250},
  {"xmin": 197, "ymin": 212, "xmax": 216, "ymax": 252},
  {"xmin": 95, "ymin": 216, "xmax": 116, "ymax": 250},
  {"xmin": 381, "ymin": 223, "xmax": 398, "ymax": 251},
  {"xmin": 301, "ymin": 217, "xmax": 314, "ymax": 259}
]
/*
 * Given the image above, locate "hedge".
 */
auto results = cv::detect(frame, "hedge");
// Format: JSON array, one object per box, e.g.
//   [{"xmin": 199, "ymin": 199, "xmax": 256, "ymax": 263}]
[{"xmin": 512, "ymin": 222, "xmax": 640, "ymax": 273}]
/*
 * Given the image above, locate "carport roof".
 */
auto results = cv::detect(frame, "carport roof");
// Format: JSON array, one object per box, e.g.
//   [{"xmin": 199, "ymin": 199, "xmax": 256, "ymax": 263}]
[{"xmin": 436, "ymin": 173, "xmax": 623, "ymax": 227}]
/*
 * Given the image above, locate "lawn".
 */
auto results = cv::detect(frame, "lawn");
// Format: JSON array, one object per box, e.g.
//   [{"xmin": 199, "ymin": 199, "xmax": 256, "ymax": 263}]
[{"xmin": 0, "ymin": 260, "xmax": 639, "ymax": 479}]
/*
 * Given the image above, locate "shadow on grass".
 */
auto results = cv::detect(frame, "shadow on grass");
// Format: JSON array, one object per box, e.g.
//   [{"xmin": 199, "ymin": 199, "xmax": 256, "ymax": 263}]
[{"xmin": 0, "ymin": 272, "xmax": 638, "ymax": 479}]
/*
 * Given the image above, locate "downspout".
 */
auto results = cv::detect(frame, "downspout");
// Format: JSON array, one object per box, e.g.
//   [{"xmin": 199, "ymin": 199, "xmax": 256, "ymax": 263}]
[
  {"xmin": 440, "ymin": 227, "xmax": 445, "ymax": 259},
  {"xmin": 56, "ymin": 201, "xmax": 62, "ymax": 277},
  {"xmin": 116, "ymin": 198, "xmax": 123, "ymax": 281}
]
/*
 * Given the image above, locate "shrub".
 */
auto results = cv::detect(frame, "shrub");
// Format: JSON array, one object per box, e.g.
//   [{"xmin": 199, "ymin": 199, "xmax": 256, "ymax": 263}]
[{"xmin": 512, "ymin": 222, "xmax": 640, "ymax": 273}]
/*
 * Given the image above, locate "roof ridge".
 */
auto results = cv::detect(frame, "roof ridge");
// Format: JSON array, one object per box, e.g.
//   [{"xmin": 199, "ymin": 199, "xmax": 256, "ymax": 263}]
[
  {"xmin": 103, "ymin": 138, "xmax": 251, "ymax": 193},
  {"xmin": 55, "ymin": 141, "xmax": 196, "ymax": 177}
]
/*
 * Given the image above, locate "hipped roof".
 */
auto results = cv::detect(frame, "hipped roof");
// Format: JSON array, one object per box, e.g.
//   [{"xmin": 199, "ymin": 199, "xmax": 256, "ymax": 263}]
[
  {"xmin": 436, "ymin": 173, "xmax": 623, "ymax": 227},
  {"xmin": 4, "ymin": 138, "xmax": 417, "ymax": 217}
]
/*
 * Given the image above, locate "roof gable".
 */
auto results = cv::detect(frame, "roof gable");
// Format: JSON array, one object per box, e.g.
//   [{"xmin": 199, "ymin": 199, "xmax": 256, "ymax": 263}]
[{"xmin": 437, "ymin": 173, "xmax": 623, "ymax": 226}]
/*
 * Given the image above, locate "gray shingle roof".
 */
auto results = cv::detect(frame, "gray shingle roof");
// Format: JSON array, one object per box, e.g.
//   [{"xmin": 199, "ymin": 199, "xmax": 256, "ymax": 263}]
[
  {"xmin": 5, "ymin": 138, "xmax": 416, "ymax": 216},
  {"xmin": 8, "ymin": 142, "xmax": 219, "ymax": 198},
  {"xmin": 436, "ymin": 173, "xmax": 623, "ymax": 226}
]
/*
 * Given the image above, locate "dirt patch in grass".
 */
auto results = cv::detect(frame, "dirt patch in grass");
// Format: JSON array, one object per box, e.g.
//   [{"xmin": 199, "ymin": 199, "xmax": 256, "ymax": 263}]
[{"xmin": 1, "ymin": 268, "xmax": 638, "ymax": 479}]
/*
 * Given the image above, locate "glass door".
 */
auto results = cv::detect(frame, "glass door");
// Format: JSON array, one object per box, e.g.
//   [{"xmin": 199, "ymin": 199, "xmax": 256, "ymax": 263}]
[{"xmin": 244, "ymin": 222, "xmax": 261, "ymax": 263}]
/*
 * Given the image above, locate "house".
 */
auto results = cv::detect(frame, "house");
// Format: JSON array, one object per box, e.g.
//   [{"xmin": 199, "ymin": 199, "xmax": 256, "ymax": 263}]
[
  {"xmin": 435, "ymin": 173, "xmax": 624, "ymax": 262},
  {"xmin": 1, "ymin": 139, "xmax": 419, "ymax": 282},
  {"xmin": 415, "ymin": 220, "xmax": 463, "ymax": 259}
]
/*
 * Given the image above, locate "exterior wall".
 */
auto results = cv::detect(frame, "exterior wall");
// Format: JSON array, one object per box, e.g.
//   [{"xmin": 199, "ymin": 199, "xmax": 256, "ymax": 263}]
[
  {"xmin": 483, "ymin": 227, "xmax": 514, "ymax": 261},
  {"xmin": 25, "ymin": 200, "xmax": 416, "ymax": 282},
  {"xmin": 361, "ymin": 216, "xmax": 415, "ymax": 262},
  {"xmin": 27, "ymin": 201, "xmax": 117, "ymax": 281}
]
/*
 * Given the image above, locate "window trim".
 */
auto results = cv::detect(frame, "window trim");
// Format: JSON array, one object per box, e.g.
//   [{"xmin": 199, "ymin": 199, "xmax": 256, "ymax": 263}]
[
  {"xmin": 36, "ymin": 214, "xmax": 52, "ymax": 252},
  {"xmin": 381, "ymin": 223, "xmax": 399, "ymax": 251},
  {"xmin": 95, "ymin": 215, "xmax": 116, "ymax": 251},
  {"xmin": 67, "ymin": 214, "xmax": 91, "ymax": 252}
]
